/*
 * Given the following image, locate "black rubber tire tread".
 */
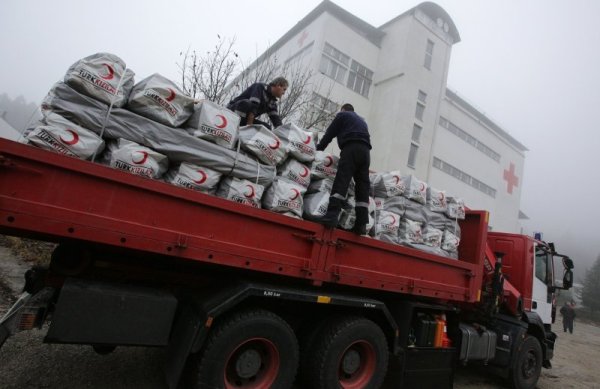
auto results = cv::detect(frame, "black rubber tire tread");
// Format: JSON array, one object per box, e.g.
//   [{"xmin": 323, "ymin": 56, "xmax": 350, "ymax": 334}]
[
  {"xmin": 190, "ymin": 308, "xmax": 299, "ymax": 389},
  {"xmin": 508, "ymin": 335, "xmax": 543, "ymax": 389},
  {"xmin": 298, "ymin": 316, "xmax": 333, "ymax": 386},
  {"xmin": 305, "ymin": 315, "xmax": 389, "ymax": 389}
]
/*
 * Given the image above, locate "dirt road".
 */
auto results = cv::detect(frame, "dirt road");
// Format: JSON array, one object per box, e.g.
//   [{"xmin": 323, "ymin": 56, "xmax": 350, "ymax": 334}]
[{"xmin": 1, "ymin": 247, "xmax": 599, "ymax": 388}]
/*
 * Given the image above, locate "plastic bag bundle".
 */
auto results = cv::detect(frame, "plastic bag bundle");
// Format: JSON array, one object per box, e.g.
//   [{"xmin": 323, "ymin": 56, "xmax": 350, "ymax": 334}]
[
  {"xmin": 422, "ymin": 207, "xmax": 447, "ymax": 230},
  {"xmin": 186, "ymin": 100, "xmax": 240, "ymax": 149},
  {"xmin": 382, "ymin": 195, "xmax": 409, "ymax": 217},
  {"xmin": 398, "ymin": 218, "xmax": 423, "ymax": 245},
  {"xmin": 373, "ymin": 197, "xmax": 385, "ymax": 212},
  {"xmin": 262, "ymin": 178, "xmax": 306, "ymax": 217},
  {"xmin": 403, "ymin": 199, "xmax": 427, "ymax": 224},
  {"xmin": 277, "ymin": 158, "xmax": 312, "ymax": 188},
  {"xmin": 401, "ymin": 175, "xmax": 427, "ymax": 204},
  {"xmin": 274, "ymin": 123, "xmax": 316, "ymax": 163},
  {"xmin": 372, "ymin": 170, "xmax": 405, "ymax": 198},
  {"xmin": 339, "ymin": 209, "xmax": 375, "ymax": 233},
  {"xmin": 238, "ymin": 125, "xmax": 287, "ymax": 166},
  {"xmin": 311, "ymin": 151, "xmax": 338, "ymax": 180},
  {"xmin": 64, "ymin": 52, "xmax": 135, "ymax": 107},
  {"xmin": 422, "ymin": 226, "xmax": 443, "ymax": 248},
  {"xmin": 445, "ymin": 218, "xmax": 461, "ymax": 239},
  {"xmin": 375, "ymin": 211, "xmax": 400, "ymax": 244},
  {"xmin": 446, "ymin": 196, "xmax": 466, "ymax": 220},
  {"xmin": 303, "ymin": 192, "xmax": 330, "ymax": 219},
  {"xmin": 127, "ymin": 73, "xmax": 195, "ymax": 127},
  {"xmin": 28, "ymin": 113, "xmax": 104, "ymax": 160},
  {"xmin": 166, "ymin": 162, "xmax": 222, "ymax": 194},
  {"xmin": 216, "ymin": 177, "xmax": 264, "ymax": 209},
  {"xmin": 307, "ymin": 177, "xmax": 333, "ymax": 195},
  {"xmin": 441, "ymin": 229, "xmax": 460, "ymax": 253},
  {"xmin": 426, "ymin": 187, "xmax": 447, "ymax": 213},
  {"xmin": 108, "ymin": 138, "xmax": 168, "ymax": 178}
]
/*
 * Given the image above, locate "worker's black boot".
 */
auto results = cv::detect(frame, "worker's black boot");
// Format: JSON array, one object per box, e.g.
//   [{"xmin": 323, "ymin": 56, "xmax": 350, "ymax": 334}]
[
  {"xmin": 315, "ymin": 197, "xmax": 343, "ymax": 228},
  {"xmin": 351, "ymin": 206, "xmax": 369, "ymax": 235}
]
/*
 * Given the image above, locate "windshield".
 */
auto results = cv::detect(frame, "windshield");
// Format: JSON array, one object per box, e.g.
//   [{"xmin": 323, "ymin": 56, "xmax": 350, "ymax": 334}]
[{"xmin": 535, "ymin": 246, "xmax": 553, "ymax": 285}]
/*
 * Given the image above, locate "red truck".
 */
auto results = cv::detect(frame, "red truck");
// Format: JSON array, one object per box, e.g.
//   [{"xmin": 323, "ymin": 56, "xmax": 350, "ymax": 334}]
[{"xmin": 0, "ymin": 137, "xmax": 573, "ymax": 389}]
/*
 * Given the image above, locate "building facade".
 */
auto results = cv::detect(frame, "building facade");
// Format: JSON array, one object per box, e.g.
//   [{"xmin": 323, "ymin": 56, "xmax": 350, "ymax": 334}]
[{"xmin": 238, "ymin": 1, "xmax": 526, "ymax": 232}]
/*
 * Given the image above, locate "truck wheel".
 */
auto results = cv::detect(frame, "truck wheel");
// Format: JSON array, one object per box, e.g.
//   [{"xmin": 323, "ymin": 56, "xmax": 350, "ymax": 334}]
[
  {"xmin": 190, "ymin": 308, "xmax": 298, "ymax": 389},
  {"xmin": 305, "ymin": 316, "xmax": 388, "ymax": 389},
  {"xmin": 509, "ymin": 335, "xmax": 542, "ymax": 389}
]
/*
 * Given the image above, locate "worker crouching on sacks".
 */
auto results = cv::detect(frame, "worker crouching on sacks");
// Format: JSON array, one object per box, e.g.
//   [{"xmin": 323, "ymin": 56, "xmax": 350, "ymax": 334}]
[
  {"xmin": 314, "ymin": 103, "xmax": 371, "ymax": 235},
  {"xmin": 227, "ymin": 77, "xmax": 288, "ymax": 130}
]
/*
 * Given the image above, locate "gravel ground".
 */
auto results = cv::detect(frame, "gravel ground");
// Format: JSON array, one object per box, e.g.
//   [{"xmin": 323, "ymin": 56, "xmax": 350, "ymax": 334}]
[{"xmin": 2, "ymin": 245, "xmax": 599, "ymax": 389}]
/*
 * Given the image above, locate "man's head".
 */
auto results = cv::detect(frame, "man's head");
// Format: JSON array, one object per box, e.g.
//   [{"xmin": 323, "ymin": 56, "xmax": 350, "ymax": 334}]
[
  {"xmin": 341, "ymin": 103, "xmax": 354, "ymax": 112},
  {"xmin": 269, "ymin": 77, "xmax": 288, "ymax": 99}
]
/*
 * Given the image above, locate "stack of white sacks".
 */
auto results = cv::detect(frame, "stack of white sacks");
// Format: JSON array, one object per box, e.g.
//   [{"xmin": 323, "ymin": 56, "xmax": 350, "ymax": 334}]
[{"xmin": 27, "ymin": 52, "xmax": 465, "ymax": 259}]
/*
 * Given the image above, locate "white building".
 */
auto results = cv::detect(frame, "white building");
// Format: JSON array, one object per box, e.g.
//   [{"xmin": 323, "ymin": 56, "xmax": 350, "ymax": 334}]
[{"xmin": 241, "ymin": 1, "xmax": 527, "ymax": 232}]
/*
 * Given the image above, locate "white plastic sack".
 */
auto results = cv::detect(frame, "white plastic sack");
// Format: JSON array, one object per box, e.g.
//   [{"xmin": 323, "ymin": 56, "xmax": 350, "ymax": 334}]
[
  {"xmin": 402, "ymin": 175, "xmax": 427, "ymax": 204},
  {"xmin": 426, "ymin": 187, "xmax": 447, "ymax": 213},
  {"xmin": 109, "ymin": 138, "xmax": 168, "ymax": 178},
  {"xmin": 277, "ymin": 158, "xmax": 312, "ymax": 188},
  {"xmin": 127, "ymin": 73, "xmax": 195, "ymax": 127},
  {"xmin": 186, "ymin": 100, "xmax": 240, "ymax": 149},
  {"xmin": 166, "ymin": 162, "xmax": 221, "ymax": 194},
  {"xmin": 238, "ymin": 125, "xmax": 287, "ymax": 166},
  {"xmin": 303, "ymin": 192, "xmax": 329, "ymax": 219},
  {"xmin": 398, "ymin": 218, "xmax": 424, "ymax": 245},
  {"xmin": 311, "ymin": 151, "xmax": 338, "ymax": 180},
  {"xmin": 262, "ymin": 178, "xmax": 306, "ymax": 217},
  {"xmin": 375, "ymin": 211, "xmax": 400, "ymax": 244},
  {"xmin": 64, "ymin": 52, "xmax": 135, "ymax": 107},
  {"xmin": 27, "ymin": 113, "xmax": 104, "ymax": 160},
  {"xmin": 446, "ymin": 196, "xmax": 466, "ymax": 220},
  {"xmin": 307, "ymin": 177, "xmax": 333, "ymax": 195},
  {"xmin": 441, "ymin": 229, "xmax": 460, "ymax": 253},
  {"xmin": 422, "ymin": 226, "xmax": 443, "ymax": 248},
  {"xmin": 383, "ymin": 195, "xmax": 409, "ymax": 217},
  {"xmin": 216, "ymin": 177, "xmax": 264, "ymax": 209},
  {"xmin": 274, "ymin": 123, "xmax": 316, "ymax": 163},
  {"xmin": 372, "ymin": 170, "xmax": 405, "ymax": 198}
]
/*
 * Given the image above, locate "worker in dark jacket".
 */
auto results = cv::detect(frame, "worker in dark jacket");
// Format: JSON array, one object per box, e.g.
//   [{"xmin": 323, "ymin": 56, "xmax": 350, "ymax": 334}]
[
  {"xmin": 315, "ymin": 103, "xmax": 371, "ymax": 235},
  {"xmin": 560, "ymin": 301, "xmax": 576, "ymax": 334},
  {"xmin": 227, "ymin": 77, "xmax": 288, "ymax": 129}
]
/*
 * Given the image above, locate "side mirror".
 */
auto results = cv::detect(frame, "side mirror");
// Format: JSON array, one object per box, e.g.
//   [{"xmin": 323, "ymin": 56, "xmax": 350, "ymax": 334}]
[
  {"xmin": 563, "ymin": 257, "xmax": 574, "ymax": 270},
  {"xmin": 562, "ymin": 270, "xmax": 573, "ymax": 290}
]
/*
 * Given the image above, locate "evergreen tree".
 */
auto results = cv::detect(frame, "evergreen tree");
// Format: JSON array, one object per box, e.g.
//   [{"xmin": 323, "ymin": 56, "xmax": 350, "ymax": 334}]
[{"xmin": 581, "ymin": 255, "xmax": 600, "ymax": 316}]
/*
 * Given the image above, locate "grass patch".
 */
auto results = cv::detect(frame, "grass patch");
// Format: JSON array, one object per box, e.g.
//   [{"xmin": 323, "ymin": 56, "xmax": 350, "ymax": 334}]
[{"xmin": 0, "ymin": 235, "xmax": 55, "ymax": 266}]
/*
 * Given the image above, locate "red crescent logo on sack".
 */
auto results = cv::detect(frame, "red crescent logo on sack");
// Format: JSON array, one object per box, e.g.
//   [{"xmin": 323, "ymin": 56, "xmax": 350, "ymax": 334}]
[
  {"xmin": 439, "ymin": 192, "xmax": 445, "ymax": 201},
  {"xmin": 393, "ymin": 175, "xmax": 401, "ymax": 184},
  {"xmin": 166, "ymin": 88, "xmax": 176, "ymax": 102},
  {"xmin": 132, "ymin": 151, "xmax": 149, "ymax": 164},
  {"xmin": 290, "ymin": 188, "xmax": 300, "ymax": 200},
  {"xmin": 193, "ymin": 170, "xmax": 207, "ymax": 184},
  {"xmin": 386, "ymin": 215, "xmax": 397, "ymax": 225},
  {"xmin": 215, "ymin": 114, "xmax": 228, "ymax": 129},
  {"xmin": 300, "ymin": 166, "xmax": 309, "ymax": 177},
  {"xmin": 269, "ymin": 138, "xmax": 280, "ymax": 150},
  {"xmin": 420, "ymin": 183, "xmax": 426, "ymax": 192},
  {"xmin": 244, "ymin": 185, "xmax": 255, "ymax": 199},
  {"xmin": 100, "ymin": 63, "xmax": 115, "ymax": 80},
  {"xmin": 60, "ymin": 129, "xmax": 79, "ymax": 145},
  {"xmin": 324, "ymin": 156, "xmax": 334, "ymax": 167},
  {"xmin": 303, "ymin": 134, "xmax": 311, "ymax": 144}
]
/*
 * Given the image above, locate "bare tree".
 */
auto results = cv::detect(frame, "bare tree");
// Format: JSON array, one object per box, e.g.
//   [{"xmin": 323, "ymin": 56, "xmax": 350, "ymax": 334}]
[
  {"xmin": 178, "ymin": 36, "xmax": 338, "ymax": 131},
  {"xmin": 178, "ymin": 36, "xmax": 239, "ymax": 105}
]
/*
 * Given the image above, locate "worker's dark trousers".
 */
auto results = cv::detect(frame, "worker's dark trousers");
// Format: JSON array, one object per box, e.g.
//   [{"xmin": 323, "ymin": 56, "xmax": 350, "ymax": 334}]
[
  {"xmin": 329, "ymin": 141, "xmax": 371, "ymax": 226},
  {"xmin": 227, "ymin": 100, "xmax": 272, "ymax": 129}
]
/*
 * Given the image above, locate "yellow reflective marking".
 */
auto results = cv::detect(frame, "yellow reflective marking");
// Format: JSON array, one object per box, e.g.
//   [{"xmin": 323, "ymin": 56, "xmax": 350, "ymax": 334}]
[
  {"xmin": 317, "ymin": 296, "xmax": 331, "ymax": 304},
  {"xmin": 477, "ymin": 289, "xmax": 482, "ymax": 302}
]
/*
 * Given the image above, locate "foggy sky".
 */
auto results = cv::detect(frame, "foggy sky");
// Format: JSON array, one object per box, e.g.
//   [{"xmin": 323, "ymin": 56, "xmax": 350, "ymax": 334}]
[{"xmin": 1, "ymin": 0, "xmax": 599, "ymax": 277}]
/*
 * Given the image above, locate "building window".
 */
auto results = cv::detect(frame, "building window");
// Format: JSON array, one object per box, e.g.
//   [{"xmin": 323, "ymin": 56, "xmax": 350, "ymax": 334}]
[
  {"xmin": 424, "ymin": 39, "xmax": 434, "ymax": 70},
  {"xmin": 439, "ymin": 117, "xmax": 501, "ymax": 162},
  {"xmin": 319, "ymin": 42, "xmax": 349, "ymax": 84},
  {"xmin": 418, "ymin": 90, "xmax": 427, "ymax": 103},
  {"xmin": 347, "ymin": 60, "xmax": 373, "ymax": 97},
  {"xmin": 411, "ymin": 124, "xmax": 422, "ymax": 143},
  {"xmin": 433, "ymin": 157, "xmax": 497, "ymax": 197},
  {"xmin": 415, "ymin": 102, "xmax": 425, "ymax": 121},
  {"xmin": 312, "ymin": 92, "xmax": 339, "ymax": 113},
  {"xmin": 408, "ymin": 143, "xmax": 419, "ymax": 168}
]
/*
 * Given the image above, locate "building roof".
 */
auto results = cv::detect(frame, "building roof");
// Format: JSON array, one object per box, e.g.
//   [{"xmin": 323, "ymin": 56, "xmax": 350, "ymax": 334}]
[{"xmin": 445, "ymin": 88, "xmax": 528, "ymax": 152}]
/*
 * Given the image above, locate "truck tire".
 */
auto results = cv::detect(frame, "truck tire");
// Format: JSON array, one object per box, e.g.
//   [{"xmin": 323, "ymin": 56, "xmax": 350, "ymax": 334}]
[
  {"xmin": 190, "ymin": 308, "xmax": 298, "ymax": 389},
  {"xmin": 509, "ymin": 335, "xmax": 542, "ymax": 389},
  {"xmin": 304, "ymin": 316, "xmax": 388, "ymax": 389}
]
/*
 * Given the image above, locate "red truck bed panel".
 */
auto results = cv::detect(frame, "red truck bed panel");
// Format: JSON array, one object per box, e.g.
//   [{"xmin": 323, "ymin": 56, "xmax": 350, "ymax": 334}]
[{"xmin": 0, "ymin": 139, "xmax": 484, "ymax": 303}]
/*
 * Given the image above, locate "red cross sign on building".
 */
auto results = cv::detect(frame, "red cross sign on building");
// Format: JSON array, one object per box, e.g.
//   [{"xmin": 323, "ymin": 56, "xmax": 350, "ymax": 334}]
[{"xmin": 503, "ymin": 163, "xmax": 519, "ymax": 194}]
